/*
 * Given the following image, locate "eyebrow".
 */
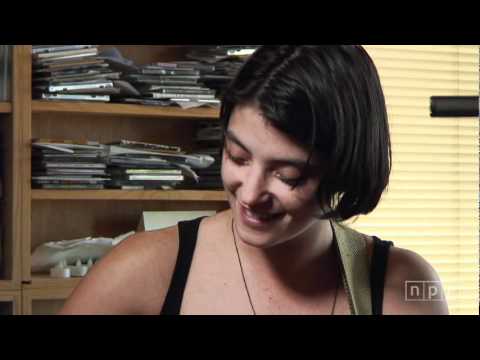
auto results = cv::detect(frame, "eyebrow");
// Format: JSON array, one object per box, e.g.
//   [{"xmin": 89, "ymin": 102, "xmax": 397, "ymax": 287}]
[{"xmin": 224, "ymin": 129, "xmax": 310, "ymax": 169}]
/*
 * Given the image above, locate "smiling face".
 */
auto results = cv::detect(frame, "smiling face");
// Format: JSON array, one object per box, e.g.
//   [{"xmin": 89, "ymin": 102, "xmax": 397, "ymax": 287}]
[{"xmin": 221, "ymin": 104, "xmax": 326, "ymax": 249}]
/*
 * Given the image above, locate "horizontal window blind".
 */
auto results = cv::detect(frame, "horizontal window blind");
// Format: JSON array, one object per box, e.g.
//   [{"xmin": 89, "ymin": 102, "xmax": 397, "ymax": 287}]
[{"xmin": 345, "ymin": 45, "xmax": 479, "ymax": 315}]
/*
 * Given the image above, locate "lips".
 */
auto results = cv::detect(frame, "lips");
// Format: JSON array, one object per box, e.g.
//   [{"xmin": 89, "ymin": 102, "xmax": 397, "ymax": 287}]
[
  {"xmin": 244, "ymin": 208, "xmax": 280, "ymax": 221},
  {"xmin": 238, "ymin": 204, "xmax": 285, "ymax": 228}
]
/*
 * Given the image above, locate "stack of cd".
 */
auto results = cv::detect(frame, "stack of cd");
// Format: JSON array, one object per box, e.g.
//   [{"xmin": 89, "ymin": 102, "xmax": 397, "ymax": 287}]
[
  {"xmin": 181, "ymin": 121, "xmax": 224, "ymax": 190},
  {"xmin": 106, "ymin": 140, "xmax": 187, "ymax": 190},
  {"xmin": 31, "ymin": 138, "xmax": 220, "ymax": 191},
  {"xmin": 117, "ymin": 45, "xmax": 258, "ymax": 108},
  {"xmin": 31, "ymin": 140, "xmax": 109, "ymax": 190},
  {"xmin": 121, "ymin": 62, "xmax": 220, "ymax": 107},
  {"xmin": 186, "ymin": 45, "xmax": 259, "ymax": 98},
  {"xmin": 32, "ymin": 45, "xmax": 122, "ymax": 102}
]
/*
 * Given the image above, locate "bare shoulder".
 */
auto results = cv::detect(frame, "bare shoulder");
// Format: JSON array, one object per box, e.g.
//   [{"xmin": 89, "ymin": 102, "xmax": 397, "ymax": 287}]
[
  {"xmin": 201, "ymin": 209, "xmax": 231, "ymax": 232},
  {"xmin": 382, "ymin": 246, "xmax": 449, "ymax": 315},
  {"xmin": 59, "ymin": 225, "xmax": 180, "ymax": 315}
]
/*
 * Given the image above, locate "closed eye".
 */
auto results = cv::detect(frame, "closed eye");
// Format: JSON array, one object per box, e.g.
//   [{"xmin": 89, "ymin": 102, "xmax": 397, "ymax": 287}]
[
  {"xmin": 224, "ymin": 148, "xmax": 248, "ymax": 165},
  {"xmin": 275, "ymin": 174, "xmax": 307, "ymax": 187}
]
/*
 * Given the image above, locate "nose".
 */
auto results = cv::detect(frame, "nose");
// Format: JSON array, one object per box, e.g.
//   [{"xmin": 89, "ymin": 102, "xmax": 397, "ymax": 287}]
[{"xmin": 238, "ymin": 164, "xmax": 272, "ymax": 208}]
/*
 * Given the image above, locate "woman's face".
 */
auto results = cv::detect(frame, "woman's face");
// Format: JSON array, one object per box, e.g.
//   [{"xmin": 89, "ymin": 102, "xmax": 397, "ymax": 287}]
[{"xmin": 221, "ymin": 104, "xmax": 325, "ymax": 249}]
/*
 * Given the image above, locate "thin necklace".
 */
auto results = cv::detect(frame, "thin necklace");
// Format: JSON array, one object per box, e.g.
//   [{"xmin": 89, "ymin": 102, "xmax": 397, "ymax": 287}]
[{"xmin": 231, "ymin": 219, "xmax": 340, "ymax": 315}]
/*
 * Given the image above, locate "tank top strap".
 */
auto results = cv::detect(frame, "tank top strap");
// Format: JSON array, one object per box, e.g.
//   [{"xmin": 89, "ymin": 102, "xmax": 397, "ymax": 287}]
[{"xmin": 160, "ymin": 217, "xmax": 205, "ymax": 315}]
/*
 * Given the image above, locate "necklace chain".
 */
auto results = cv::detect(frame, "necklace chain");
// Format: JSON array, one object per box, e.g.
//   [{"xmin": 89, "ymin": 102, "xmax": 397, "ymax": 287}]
[{"xmin": 231, "ymin": 219, "xmax": 340, "ymax": 315}]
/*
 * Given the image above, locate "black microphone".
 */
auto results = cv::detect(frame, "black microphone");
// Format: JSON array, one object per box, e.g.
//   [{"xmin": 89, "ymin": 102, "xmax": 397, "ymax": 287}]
[{"xmin": 430, "ymin": 96, "xmax": 479, "ymax": 117}]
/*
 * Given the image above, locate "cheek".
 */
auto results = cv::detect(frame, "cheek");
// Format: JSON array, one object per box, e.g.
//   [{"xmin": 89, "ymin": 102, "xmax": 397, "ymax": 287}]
[
  {"xmin": 279, "ymin": 180, "xmax": 321, "ymax": 215},
  {"xmin": 220, "ymin": 156, "xmax": 239, "ymax": 190}
]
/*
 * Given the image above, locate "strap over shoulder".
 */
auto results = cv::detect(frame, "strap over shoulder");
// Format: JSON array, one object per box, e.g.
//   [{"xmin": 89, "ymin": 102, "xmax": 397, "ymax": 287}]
[{"xmin": 331, "ymin": 221, "xmax": 372, "ymax": 315}]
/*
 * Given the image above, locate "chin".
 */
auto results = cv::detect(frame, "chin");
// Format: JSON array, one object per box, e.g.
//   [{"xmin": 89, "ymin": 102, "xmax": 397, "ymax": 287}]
[
  {"xmin": 225, "ymin": 191, "xmax": 290, "ymax": 248},
  {"xmin": 233, "ymin": 209, "xmax": 288, "ymax": 249},
  {"xmin": 234, "ymin": 224, "xmax": 281, "ymax": 249}
]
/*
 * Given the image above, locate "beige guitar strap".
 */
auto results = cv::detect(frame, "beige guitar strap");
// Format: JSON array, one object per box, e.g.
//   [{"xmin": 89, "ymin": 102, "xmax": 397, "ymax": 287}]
[{"xmin": 331, "ymin": 221, "xmax": 372, "ymax": 315}]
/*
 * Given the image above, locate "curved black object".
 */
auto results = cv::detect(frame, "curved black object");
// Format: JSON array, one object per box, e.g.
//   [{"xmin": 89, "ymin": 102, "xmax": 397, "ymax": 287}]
[{"xmin": 431, "ymin": 96, "xmax": 479, "ymax": 117}]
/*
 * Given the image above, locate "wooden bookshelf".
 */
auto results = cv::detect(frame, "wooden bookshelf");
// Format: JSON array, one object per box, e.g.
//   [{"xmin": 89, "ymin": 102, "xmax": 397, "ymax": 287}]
[
  {"xmin": 32, "ymin": 189, "xmax": 228, "ymax": 201},
  {"xmin": 23, "ymin": 46, "xmax": 229, "ymax": 298},
  {"xmin": 0, "ymin": 102, "xmax": 11, "ymax": 113},
  {"xmin": 2, "ymin": 45, "xmax": 230, "ymax": 313},
  {"xmin": 32, "ymin": 100, "xmax": 220, "ymax": 120},
  {"xmin": 22, "ymin": 287, "xmax": 73, "ymax": 315},
  {"xmin": 24, "ymin": 275, "xmax": 82, "ymax": 290},
  {"xmin": 0, "ymin": 281, "xmax": 16, "ymax": 290},
  {"xmin": 0, "ymin": 291, "xmax": 21, "ymax": 315}
]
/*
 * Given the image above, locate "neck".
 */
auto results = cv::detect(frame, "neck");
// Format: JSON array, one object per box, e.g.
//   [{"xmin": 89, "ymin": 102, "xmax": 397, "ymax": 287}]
[{"xmin": 232, "ymin": 216, "xmax": 338, "ymax": 295}]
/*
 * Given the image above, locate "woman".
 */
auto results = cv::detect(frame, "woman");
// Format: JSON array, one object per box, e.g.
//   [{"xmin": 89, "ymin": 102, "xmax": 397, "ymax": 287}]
[{"xmin": 59, "ymin": 46, "xmax": 448, "ymax": 315}]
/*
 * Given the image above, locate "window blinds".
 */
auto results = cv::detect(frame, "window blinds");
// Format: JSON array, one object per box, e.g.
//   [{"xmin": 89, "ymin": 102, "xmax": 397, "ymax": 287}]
[{"xmin": 346, "ymin": 45, "xmax": 479, "ymax": 315}]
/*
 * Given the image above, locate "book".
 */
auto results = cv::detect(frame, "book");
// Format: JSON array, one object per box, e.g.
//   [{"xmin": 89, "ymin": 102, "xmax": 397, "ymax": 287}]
[
  {"xmin": 138, "ymin": 86, "xmax": 215, "ymax": 95},
  {"xmin": 34, "ymin": 58, "xmax": 106, "ymax": 70},
  {"xmin": 33, "ymin": 184, "xmax": 105, "ymax": 190},
  {"xmin": 127, "ymin": 78, "xmax": 200, "ymax": 86},
  {"xmin": 170, "ymin": 98, "xmax": 221, "ymax": 105},
  {"xmin": 33, "ymin": 169, "xmax": 107, "ymax": 176},
  {"xmin": 119, "ymin": 98, "xmax": 173, "ymax": 106},
  {"xmin": 152, "ymin": 61, "xmax": 216, "ymax": 72},
  {"xmin": 32, "ymin": 176, "xmax": 110, "ymax": 183},
  {"xmin": 48, "ymin": 80, "xmax": 114, "ymax": 93},
  {"xmin": 106, "ymin": 179, "xmax": 183, "ymax": 189},
  {"xmin": 119, "ymin": 174, "xmax": 184, "ymax": 181},
  {"xmin": 33, "ymin": 48, "xmax": 99, "ymax": 61},
  {"xmin": 35, "ymin": 71, "xmax": 121, "ymax": 84},
  {"xmin": 32, "ymin": 139, "xmax": 104, "ymax": 149},
  {"xmin": 128, "ymin": 74, "xmax": 201, "ymax": 81},
  {"xmin": 39, "ymin": 93, "xmax": 110, "ymax": 102},
  {"xmin": 33, "ymin": 63, "xmax": 109, "ymax": 75},
  {"xmin": 110, "ymin": 168, "xmax": 182, "ymax": 175},
  {"xmin": 145, "ymin": 93, "xmax": 215, "ymax": 100},
  {"xmin": 108, "ymin": 140, "xmax": 183, "ymax": 154},
  {"xmin": 140, "ymin": 68, "xmax": 200, "ymax": 76},
  {"xmin": 139, "ymin": 85, "xmax": 208, "ymax": 91},
  {"xmin": 32, "ymin": 45, "xmax": 95, "ymax": 55},
  {"xmin": 108, "ymin": 156, "xmax": 171, "ymax": 167},
  {"xmin": 34, "ymin": 162, "xmax": 106, "ymax": 169},
  {"xmin": 108, "ymin": 146, "xmax": 215, "ymax": 168},
  {"xmin": 32, "ymin": 152, "xmax": 104, "ymax": 161},
  {"xmin": 34, "ymin": 69, "xmax": 106, "ymax": 82}
]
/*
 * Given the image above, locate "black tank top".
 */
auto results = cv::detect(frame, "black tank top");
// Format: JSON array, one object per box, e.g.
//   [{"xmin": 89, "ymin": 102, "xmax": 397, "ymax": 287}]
[{"xmin": 161, "ymin": 217, "xmax": 394, "ymax": 315}]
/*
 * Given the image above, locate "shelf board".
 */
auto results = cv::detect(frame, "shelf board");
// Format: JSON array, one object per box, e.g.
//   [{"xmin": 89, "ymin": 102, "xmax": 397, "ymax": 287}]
[
  {"xmin": 25, "ymin": 275, "xmax": 82, "ymax": 290},
  {"xmin": 0, "ymin": 102, "xmax": 12, "ymax": 113},
  {"xmin": 32, "ymin": 189, "xmax": 228, "ymax": 201},
  {"xmin": 32, "ymin": 100, "xmax": 220, "ymax": 119},
  {"xmin": 0, "ymin": 280, "xmax": 17, "ymax": 290}
]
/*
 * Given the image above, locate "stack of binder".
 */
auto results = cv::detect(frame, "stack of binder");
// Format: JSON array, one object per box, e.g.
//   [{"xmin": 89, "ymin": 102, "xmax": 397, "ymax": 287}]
[
  {"xmin": 32, "ymin": 45, "xmax": 122, "ymax": 102},
  {"xmin": 31, "ymin": 139, "xmax": 109, "ymax": 189}
]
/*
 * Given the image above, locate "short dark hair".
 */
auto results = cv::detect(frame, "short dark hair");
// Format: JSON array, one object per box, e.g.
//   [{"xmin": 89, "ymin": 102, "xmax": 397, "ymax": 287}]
[{"xmin": 220, "ymin": 45, "xmax": 392, "ymax": 222}]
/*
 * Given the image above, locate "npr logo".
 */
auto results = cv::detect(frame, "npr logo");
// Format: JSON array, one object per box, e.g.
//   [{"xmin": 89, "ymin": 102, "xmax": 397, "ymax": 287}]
[{"xmin": 405, "ymin": 281, "xmax": 444, "ymax": 301}]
